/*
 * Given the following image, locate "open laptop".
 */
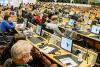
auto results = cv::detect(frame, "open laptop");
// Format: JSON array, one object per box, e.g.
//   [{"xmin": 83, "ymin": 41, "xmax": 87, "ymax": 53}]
[
  {"xmin": 78, "ymin": 25, "xmax": 100, "ymax": 35},
  {"xmin": 91, "ymin": 25, "xmax": 100, "ymax": 35},
  {"xmin": 90, "ymin": 25, "xmax": 100, "ymax": 39},
  {"xmin": 28, "ymin": 25, "xmax": 44, "ymax": 44},
  {"xmin": 54, "ymin": 37, "xmax": 81, "ymax": 67},
  {"xmin": 60, "ymin": 37, "xmax": 73, "ymax": 52},
  {"xmin": 16, "ymin": 18, "xmax": 27, "ymax": 30},
  {"xmin": 68, "ymin": 19, "xmax": 76, "ymax": 26},
  {"xmin": 35, "ymin": 25, "xmax": 42, "ymax": 36}
]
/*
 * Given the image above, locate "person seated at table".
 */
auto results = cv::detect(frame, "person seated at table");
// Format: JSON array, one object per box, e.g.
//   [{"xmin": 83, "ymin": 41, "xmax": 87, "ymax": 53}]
[
  {"xmin": 46, "ymin": 15, "xmax": 64, "ymax": 36},
  {"xmin": 0, "ymin": 13, "xmax": 15, "ymax": 33},
  {"xmin": 3, "ymin": 40, "xmax": 57, "ymax": 67},
  {"xmin": 34, "ymin": 11, "xmax": 42, "ymax": 25}
]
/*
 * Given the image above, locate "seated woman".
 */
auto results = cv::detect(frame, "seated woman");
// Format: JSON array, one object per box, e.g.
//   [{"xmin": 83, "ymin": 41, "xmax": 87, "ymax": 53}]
[{"xmin": 3, "ymin": 40, "xmax": 57, "ymax": 67}]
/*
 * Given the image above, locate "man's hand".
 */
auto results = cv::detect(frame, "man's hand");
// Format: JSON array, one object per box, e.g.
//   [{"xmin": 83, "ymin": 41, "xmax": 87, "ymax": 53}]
[{"xmin": 9, "ymin": 29, "xmax": 13, "ymax": 32}]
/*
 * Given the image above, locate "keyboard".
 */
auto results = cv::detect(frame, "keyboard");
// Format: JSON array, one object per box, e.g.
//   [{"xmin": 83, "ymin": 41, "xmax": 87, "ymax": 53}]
[
  {"xmin": 28, "ymin": 37, "xmax": 44, "ymax": 44},
  {"xmin": 54, "ymin": 54, "xmax": 82, "ymax": 66},
  {"xmin": 0, "ymin": 36, "xmax": 13, "ymax": 42},
  {"xmin": 38, "ymin": 44, "xmax": 60, "ymax": 54},
  {"xmin": 77, "ymin": 31, "xmax": 90, "ymax": 35}
]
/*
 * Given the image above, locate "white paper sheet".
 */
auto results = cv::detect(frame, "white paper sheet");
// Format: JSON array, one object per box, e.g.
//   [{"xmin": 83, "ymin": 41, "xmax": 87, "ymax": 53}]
[
  {"xmin": 59, "ymin": 57, "xmax": 78, "ymax": 67},
  {"xmin": 41, "ymin": 46, "xmax": 55, "ymax": 53}
]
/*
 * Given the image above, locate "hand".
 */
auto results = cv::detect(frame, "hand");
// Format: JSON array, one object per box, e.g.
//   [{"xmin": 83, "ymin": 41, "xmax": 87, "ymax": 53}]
[{"xmin": 9, "ymin": 29, "xmax": 13, "ymax": 32}]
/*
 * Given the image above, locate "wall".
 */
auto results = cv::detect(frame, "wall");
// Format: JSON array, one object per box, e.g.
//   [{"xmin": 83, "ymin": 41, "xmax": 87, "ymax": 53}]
[
  {"xmin": 11, "ymin": 0, "xmax": 37, "ymax": 7},
  {"xmin": 88, "ymin": 0, "xmax": 94, "ymax": 4},
  {"xmin": 32, "ymin": 0, "xmax": 37, "ymax": 4},
  {"xmin": 23, "ymin": 0, "xmax": 37, "ymax": 4},
  {"xmin": 11, "ymin": 0, "xmax": 20, "ymax": 7},
  {"xmin": 95, "ymin": 0, "xmax": 100, "ymax": 3}
]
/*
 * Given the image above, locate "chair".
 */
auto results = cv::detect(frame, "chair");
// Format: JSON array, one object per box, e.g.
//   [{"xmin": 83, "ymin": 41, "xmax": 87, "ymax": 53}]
[
  {"xmin": 0, "ymin": 65, "xmax": 2, "ymax": 67},
  {"xmin": 44, "ymin": 28, "xmax": 54, "ymax": 34}
]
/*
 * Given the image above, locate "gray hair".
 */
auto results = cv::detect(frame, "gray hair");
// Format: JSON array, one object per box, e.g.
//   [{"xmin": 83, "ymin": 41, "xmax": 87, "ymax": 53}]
[{"xmin": 11, "ymin": 40, "xmax": 33, "ymax": 60}]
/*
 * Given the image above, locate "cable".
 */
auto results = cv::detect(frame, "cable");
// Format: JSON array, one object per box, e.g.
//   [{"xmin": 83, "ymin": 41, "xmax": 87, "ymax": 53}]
[{"xmin": 83, "ymin": 39, "xmax": 89, "ymax": 64}]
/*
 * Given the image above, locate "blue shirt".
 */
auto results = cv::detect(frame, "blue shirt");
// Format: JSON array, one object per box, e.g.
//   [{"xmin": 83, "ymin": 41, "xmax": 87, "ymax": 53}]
[{"xmin": 0, "ymin": 20, "xmax": 15, "ymax": 32}]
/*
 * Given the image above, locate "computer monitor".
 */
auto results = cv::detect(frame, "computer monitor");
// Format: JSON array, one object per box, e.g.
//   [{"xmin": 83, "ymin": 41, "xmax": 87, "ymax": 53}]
[
  {"xmin": 60, "ymin": 37, "xmax": 73, "ymax": 52},
  {"xmin": 35, "ymin": 25, "xmax": 42, "ymax": 35},
  {"xmin": 91, "ymin": 25, "xmax": 100, "ymax": 34},
  {"xmin": 68, "ymin": 19, "xmax": 76, "ymax": 26},
  {"xmin": 87, "ymin": 19, "xmax": 92, "ymax": 25}
]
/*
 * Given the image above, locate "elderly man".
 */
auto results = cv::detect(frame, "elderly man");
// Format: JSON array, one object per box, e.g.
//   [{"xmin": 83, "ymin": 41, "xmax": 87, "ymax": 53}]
[{"xmin": 4, "ymin": 40, "xmax": 57, "ymax": 67}]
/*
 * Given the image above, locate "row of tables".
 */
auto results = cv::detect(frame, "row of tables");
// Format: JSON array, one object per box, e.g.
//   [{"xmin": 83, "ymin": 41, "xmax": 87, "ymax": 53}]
[
  {"xmin": 58, "ymin": 17, "xmax": 100, "ymax": 50},
  {"xmin": 15, "ymin": 23, "xmax": 98, "ymax": 67}
]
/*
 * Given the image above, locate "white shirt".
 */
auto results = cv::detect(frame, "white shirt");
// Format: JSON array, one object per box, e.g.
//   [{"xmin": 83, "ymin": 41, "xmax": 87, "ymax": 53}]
[
  {"xmin": 46, "ymin": 23, "xmax": 64, "ymax": 36},
  {"xmin": 46, "ymin": 23, "xmax": 58, "ymax": 30}
]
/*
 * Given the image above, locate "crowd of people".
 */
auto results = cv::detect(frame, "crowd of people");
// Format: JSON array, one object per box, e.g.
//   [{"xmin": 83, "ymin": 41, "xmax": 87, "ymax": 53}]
[
  {"xmin": 0, "ymin": 2, "xmax": 99, "ymax": 67},
  {"xmin": 0, "ymin": 2, "xmax": 99, "ymax": 35}
]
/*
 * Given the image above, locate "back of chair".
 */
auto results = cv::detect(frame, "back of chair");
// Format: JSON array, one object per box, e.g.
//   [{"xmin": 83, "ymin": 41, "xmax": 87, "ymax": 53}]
[
  {"xmin": 44, "ymin": 28, "xmax": 54, "ymax": 34},
  {"xmin": 65, "ymin": 29, "xmax": 77, "ymax": 40}
]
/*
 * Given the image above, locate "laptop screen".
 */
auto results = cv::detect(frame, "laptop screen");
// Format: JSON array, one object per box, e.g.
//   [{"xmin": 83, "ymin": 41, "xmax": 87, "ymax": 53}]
[
  {"xmin": 36, "ymin": 25, "xmax": 42, "ymax": 35},
  {"xmin": 91, "ymin": 25, "xmax": 100, "ymax": 34},
  {"xmin": 87, "ymin": 19, "xmax": 92, "ymax": 25},
  {"xmin": 61, "ymin": 37, "xmax": 73, "ymax": 52},
  {"xmin": 68, "ymin": 19, "xmax": 76, "ymax": 26}
]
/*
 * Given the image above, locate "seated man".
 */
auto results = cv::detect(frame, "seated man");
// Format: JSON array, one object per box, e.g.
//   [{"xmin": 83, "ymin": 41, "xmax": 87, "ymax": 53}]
[
  {"xmin": 3, "ymin": 40, "xmax": 57, "ymax": 67},
  {"xmin": 46, "ymin": 15, "xmax": 64, "ymax": 36}
]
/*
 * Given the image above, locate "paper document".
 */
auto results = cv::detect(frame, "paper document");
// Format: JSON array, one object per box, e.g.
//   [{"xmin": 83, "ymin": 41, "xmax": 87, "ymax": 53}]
[
  {"xmin": 41, "ymin": 46, "xmax": 55, "ymax": 53},
  {"xmin": 59, "ymin": 57, "xmax": 78, "ymax": 67}
]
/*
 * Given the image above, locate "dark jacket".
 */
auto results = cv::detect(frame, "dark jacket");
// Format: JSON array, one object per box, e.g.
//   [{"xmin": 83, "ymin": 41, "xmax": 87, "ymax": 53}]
[{"xmin": 3, "ymin": 58, "xmax": 31, "ymax": 67}]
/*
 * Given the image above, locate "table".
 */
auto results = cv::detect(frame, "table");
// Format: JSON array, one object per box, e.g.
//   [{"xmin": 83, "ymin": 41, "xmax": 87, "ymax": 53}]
[{"xmin": 15, "ymin": 24, "xmax": 98, "ymax": 67}]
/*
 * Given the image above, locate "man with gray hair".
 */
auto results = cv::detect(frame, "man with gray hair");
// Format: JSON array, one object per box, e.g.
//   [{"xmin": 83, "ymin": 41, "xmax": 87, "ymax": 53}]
[
  {"xmin": 4, "ymin": 40, "xmax": 33, "ymax": 67},
  {"xmin": 3, "ymin": 40, "xmax": 57, "ymax": 67}
]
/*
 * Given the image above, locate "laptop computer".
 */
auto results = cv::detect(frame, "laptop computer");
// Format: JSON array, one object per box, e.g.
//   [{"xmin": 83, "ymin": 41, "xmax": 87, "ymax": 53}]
[
  {"xmin": 91, "ymin": 25, "xmax": 100, "ymax": 35},
  {"xmin": 65, "ymin": 19, "xmax": 76, "ymax": 28},
  {"xmin": 28, "ymin": 37, "xmax": 44, "ymax": 44},
  {"xmin": 68, "ymin": 19, "xmax": 76, "ymax": 26},
  {"xmin": 60, "ymin": 37, "xmax": 73, "ymax": 52},
  {"xmin": 35, "ymin": 25, "xmax": 42, "ymax": 36},
  {"xmin": 28, "ymin": 25, "xmax": 44, "ymax": 44},
  {"xmin": 90, "ymin": 25, "xmax": 100, "ymax": 39},
  {"xmin": 54, "ymin": 37, "xmax": 82, "ymax": 67}
]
